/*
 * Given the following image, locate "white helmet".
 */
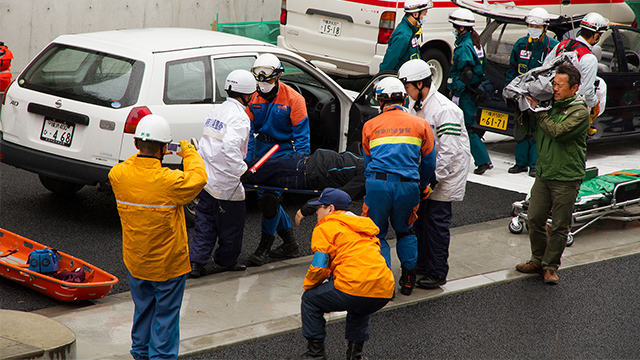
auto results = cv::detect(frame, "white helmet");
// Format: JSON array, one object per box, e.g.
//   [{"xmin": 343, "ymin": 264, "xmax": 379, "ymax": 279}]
[
  {"xmin": 525, "ymin": 8, "xmax": 550, "ymax": 26},
  {"xmin": 398, "ymin": 59, "xmax": 432, "ymax": 84},
  {"xmin": 580, "ymin": 12, "xmax": 609, "ymax": 33},
  {"xmin": 134, "ymin": 114, "xmax": 172, "ymax": 144},
  {"xmin": 448, "ymin": 8, "xmax": 475, "ymax": 27},
  {"xmin": 251, "ymin": 53, "xmax": 284, "ymax": 82},
  {"xmin": 404, "ymin": 0, "xmax": 433, "ymax": 13},
  {"xmin": 225, "ymin": 69, "xmax": 257, "ymax": 95},
  {"xmin": 374, "ymin": 77, "xmax": 407, "ymax": 101}
]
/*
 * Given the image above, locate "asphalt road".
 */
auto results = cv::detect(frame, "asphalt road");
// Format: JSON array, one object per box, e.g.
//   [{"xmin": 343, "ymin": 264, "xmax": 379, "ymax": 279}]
[
  {"xmin": 0, "ymin": 163, "xmax": 524, "ymax": 312},
  {"xmin": 188, "ymin": 253, "xmax": 640, "ymax": 360}
]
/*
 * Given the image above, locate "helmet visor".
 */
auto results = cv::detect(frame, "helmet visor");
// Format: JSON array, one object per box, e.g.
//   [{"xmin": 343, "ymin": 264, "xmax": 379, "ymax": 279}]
[{"xmin": 252, "ymin": 66, "xmax": 280, "ymax": 82}]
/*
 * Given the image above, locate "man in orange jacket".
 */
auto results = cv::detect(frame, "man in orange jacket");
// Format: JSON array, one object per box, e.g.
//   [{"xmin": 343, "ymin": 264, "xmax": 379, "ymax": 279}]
[
  {"xmin": 294, "ymin": 188, "xmax": 394, "ymax": 360},
  {"xmin": 109, "ymin": 114, "xmax": 207, "ymax": 360}
]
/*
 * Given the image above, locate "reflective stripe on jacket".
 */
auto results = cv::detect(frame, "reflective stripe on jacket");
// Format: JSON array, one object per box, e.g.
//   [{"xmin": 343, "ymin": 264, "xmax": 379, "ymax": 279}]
[
  {"xmin": 108, "ymin": 147, "xmax": 207, "ymax": 281},
  {"xmin": 303, "ymin": 211, "xmax": 395, "ymax": 299}
]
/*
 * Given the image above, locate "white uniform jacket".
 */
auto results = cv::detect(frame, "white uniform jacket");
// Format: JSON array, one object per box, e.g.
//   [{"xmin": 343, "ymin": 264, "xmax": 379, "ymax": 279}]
[
  {"xmin": 544, "ymin": 36, "xmax": 599, "ymax": 108},
  {"xmin": 199, "ymin": 98, "xmax": 250, "ymax": 201},
  {"xmin": 409, "ymin": 85, "xmax": 471, "ymax": 202}
]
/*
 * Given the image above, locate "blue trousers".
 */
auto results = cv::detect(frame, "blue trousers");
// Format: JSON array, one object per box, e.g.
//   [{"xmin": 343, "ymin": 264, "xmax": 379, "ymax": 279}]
[
  {"xmin": 190, "ymin": 190, "xmax": 245, "ymax": 267},
  {"xmin": 460, "ymin": 93, "xmax": 491, "ymax": 167},
  {"xmin": 301, "ymin": 279, "xmax": 390, "ymax": 341},
  {"xmin": 128, "ymin": 272, "xmax": 186, "ymax": 360},
  {"xmin": 415, "ymin": 199, "xmax": 452, "ymax": 279},
  {"xmin": 363, "ymin": 175, "xmax": 419, "ymax": 269},
  {"xmin": 515, "ymin": 137, "xmax": 537, "ymax": 168}
]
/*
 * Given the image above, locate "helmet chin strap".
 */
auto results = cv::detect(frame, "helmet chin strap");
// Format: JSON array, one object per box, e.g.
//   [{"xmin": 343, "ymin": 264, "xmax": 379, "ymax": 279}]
[{"xmin": 413, "ymin": 82, "xmax": 425, "ymax": 112}]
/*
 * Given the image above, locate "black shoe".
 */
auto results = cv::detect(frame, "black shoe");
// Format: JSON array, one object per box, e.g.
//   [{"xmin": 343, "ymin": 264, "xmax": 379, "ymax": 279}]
[
  {"xmin": 399, "ymin": 266, "xmax": 417, "ymax": 296},
  {"xmin": 473, "ymin": 162, "xmax": 493, "ymax": 175},
  {"xmin": 216, "ymin": 261, "xmax": 247, "ymax": 272},
  {"xmin": 528, "ymin": 168, "xmax": 536, "ymax": 177},
  {"xmin": 189, "ymin": 262, "xmax": 206, "ymax": 278},
  {"xmin": 416, "ymin": 275, "xmax": 447, "ymax": 289},
  {"xmin": 247, "ymin": 232, "xmax": 276, "ymax": 266},
  {"xmin": 508, "ymin": 164, "xmax": 528, "ymax": 174},
  {"xmin": 269, "ymin": 242, "xmax": 300, "ymax": 258},
  {"xmin": 415, "ymin": 266, "xmax": 428, "ymax": 275}
]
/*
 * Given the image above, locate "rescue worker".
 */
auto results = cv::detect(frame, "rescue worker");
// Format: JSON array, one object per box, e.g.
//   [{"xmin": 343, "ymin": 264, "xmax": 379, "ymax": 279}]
[
  {"xmin": 245, "ymin": 53, "xmax": 311, "ymax": 266},
  {"xmin": 361, "ymin": 76, "xmax": 436, "ymax": 296},
  {"xmin": 295, "ymin": 188, "xmax": 394, "ymax": 360},
  {"xmin": 447, "ymin": 8, "xmax": 493, "ymax": 175},
  {"xmin": 514, "ymin": 63, "xmax": 589, "ymax": 285},
  {"xmin": 188, "ymin": 70, "xmax": 257, "ymax": 278},
  {"xmin": 505, "ymin": 8, "xmax": 559, "ymax": 178},
  {"xmin": 108, "ymin": 115, "xmax": 207, "ymax": 360},
  {"xmin": 0, "ymin": 41, "xmax": 13, "ymax": 92},
  {"xmin": 379, "ymin": 0, "xmax": 432, "ymax": 72},
  {"xmin": 543, "ymin": 12, "xmax": 609, "ymax": 132},
  {"xmin": 398, "ymin": 59, "xmax": 471, "ymax": 289}
]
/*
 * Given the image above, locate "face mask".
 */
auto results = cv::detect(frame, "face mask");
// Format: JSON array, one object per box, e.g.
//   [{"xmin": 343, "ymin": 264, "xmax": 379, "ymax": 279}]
[
  {"xmin": 258, "ymin": 81, "xmax": 275, "ymax": 93},
  {"xmin": 452, "ymin": 28, "xmax": 458, "ymax": 37},
  {"xmin": 528, "ymin": 27, "xmax": 543, "ymax": 40},
  {"xmin": 420, "ymin": 13, "xmax": 428, "ymax": 25}
]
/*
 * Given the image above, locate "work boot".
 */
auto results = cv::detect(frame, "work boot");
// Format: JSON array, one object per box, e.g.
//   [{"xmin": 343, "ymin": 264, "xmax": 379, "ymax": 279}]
[
  {"xmin": 508, "ymin": 164, "xmax": 528, "ymax": 174},
  {"xmin": 247, "ymin": 232, "xmax": 275, "ymax": 266},
  {"xmin": 294, "ymin": 338, "xmax": 326, "ymax": 360},
  {"xmin": 473, "ymin": 162, "xmax": 493, "ymax": 175},
  {"xmin": 398, "ymin": 266, "xmax": 417, "ymax": 296},
  {"xmin": 270, "ymin": 228, "xmax": 300, "ymax": 258},
  {"xmin": 528, "ymin": 168, "xmax": 536, "ymax": 177},
  {"xmin": 189, "ymin": 262, "xmax": 206, "ymax": 278},
  {"xmin": 543, "ymin": 269, "xmax": 559, "ymax": 285},
  {"xmin": 416, "ymin": 275, "xmax": 447, "ymax": 289},
  {"xmin": 515, "ymin": 260, "xmax": 543, "ymax": 274},
  {"xmin": 346, "ymin": 340, "xmax": 365, "ymax": 360}
]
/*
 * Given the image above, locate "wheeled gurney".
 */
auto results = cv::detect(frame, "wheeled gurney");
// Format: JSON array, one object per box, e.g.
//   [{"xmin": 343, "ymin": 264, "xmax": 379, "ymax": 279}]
[{"xmin": 508, "ymin": 168, "xmax": 640, "ymax": 246}]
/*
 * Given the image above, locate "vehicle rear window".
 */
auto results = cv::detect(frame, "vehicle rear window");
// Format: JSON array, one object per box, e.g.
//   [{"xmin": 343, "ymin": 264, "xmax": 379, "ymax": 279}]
[{"xmin": 19, "ymin": 44, "xmax": 144, "ymax": 108}]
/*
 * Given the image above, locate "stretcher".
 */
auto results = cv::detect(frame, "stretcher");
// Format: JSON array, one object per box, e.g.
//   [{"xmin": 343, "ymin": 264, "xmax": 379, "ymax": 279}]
[
  {"xmin": 0, "ymin": 228, "xmax": 119, "ymax": 301},
  {"xmin": 508, "ymin": 168, "xmax": 640, "ymax": 246},
  {"xmin": 243, "ymin": 184, "xmax": 321, "ymax": 195}
]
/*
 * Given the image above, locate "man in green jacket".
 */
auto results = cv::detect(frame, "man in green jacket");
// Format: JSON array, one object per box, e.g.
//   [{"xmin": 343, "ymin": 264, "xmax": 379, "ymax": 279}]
[{"xmin": 514, "ymin": 63, "xmax": 589, "ymax": 285}]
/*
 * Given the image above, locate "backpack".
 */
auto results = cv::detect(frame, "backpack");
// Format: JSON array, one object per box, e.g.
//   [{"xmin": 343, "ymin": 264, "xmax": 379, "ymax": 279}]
[{"xmin": 28, "ymin": 248, "xmax": 60, "ymax": 274}]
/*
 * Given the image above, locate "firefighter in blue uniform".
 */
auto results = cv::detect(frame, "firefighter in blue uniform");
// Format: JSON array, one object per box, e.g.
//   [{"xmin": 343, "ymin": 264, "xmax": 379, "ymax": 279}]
[
  {"xmin": 505, "ymin": 8, "xmax": 559, "ymax": 178},
  {"xmin": 379, "ymin": 0, "xmax": 432, "ymax": 72},
  {"xmin": 447, "ymin": 8, "xmax": 493, "ymax": 175}
]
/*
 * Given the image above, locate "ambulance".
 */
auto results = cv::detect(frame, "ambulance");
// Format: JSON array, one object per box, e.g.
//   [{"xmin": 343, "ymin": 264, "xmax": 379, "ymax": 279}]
[{"xmin": 277, "ymin": 0, "xmax": 634, "ymax": 92}]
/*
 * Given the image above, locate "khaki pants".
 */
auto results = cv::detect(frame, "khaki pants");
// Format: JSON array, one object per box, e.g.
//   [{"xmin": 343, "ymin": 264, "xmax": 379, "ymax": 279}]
[{"xmin": 527, "ymin": 177, "xmax": 581, "ymax": 270}]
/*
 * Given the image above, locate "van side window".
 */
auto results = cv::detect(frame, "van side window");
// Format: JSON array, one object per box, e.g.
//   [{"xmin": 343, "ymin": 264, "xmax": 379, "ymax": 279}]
[
  {"xmin": 213, "ymin": 56, "xmax": 256, "ymax": 103},
  {"xmin": 164, "ymin": 57, "xmax": 212, "ymax": 104},
  {"xmin": 485, "ymin": 23, "xmax": 529, "ymax": 67}
]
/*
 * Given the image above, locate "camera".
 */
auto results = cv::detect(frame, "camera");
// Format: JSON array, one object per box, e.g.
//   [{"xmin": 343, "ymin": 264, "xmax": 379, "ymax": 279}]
[{"xmin": 167, "ymin": 142, "xmax": 181, "ymax": 152}]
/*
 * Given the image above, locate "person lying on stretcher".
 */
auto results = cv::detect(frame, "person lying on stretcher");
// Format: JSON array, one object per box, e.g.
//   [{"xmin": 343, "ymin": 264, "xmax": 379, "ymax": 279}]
[{"xmin": 244, "ymin": 149, "xmax": 365, "ymax": 225}]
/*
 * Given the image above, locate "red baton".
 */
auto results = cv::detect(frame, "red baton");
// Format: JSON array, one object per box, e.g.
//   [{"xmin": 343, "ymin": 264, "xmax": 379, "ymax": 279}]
[{"xmin": 249, "ymin": 144, "xmax": 279, "ymax": 173}]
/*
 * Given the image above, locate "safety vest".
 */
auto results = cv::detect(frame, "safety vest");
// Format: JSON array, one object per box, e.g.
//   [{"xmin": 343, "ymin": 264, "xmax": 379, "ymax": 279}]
[{"xmin": 555, "ymin": 39, "xmax": 591, "ymax": 60}]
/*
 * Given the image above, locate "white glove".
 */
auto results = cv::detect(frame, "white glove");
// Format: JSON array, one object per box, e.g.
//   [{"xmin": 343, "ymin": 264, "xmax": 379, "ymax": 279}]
[{"xmin": 451, "ymin": 96, "xmax": 460, "ymax": 105}]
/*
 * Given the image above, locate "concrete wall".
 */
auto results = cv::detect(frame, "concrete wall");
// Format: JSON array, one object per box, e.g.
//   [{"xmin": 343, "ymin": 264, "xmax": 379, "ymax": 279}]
[{"xmin": 0, "ymin": 0, "xmax": 280, "ymax": 74}]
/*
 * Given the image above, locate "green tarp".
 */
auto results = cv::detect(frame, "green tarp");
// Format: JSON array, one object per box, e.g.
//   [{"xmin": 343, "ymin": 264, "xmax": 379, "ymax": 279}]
[{"xmin": 214, "ymin": 16, "xmax": 279, "ymax": 45}]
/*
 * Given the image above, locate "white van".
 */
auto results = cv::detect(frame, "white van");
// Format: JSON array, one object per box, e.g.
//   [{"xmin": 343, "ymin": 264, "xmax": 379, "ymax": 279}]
[{"xmin": 278, "ymin": 0, "xmax": 634, "ymax": 92}]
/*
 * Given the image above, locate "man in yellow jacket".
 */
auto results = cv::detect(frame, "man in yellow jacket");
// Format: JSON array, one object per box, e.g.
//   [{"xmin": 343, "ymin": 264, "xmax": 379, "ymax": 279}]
[
  {"xmin": 295, "ymin": 188, "xmax": 394, "ymax": 360},
  {"xmin": 109, "ymin": 114, "xmax": 207, "ymax": 360}
]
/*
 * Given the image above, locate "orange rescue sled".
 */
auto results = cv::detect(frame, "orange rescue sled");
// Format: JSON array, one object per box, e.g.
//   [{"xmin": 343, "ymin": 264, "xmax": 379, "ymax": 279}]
[{"xmin": 0, "ymin": 228, "xmax": 118, "ymax": 301}]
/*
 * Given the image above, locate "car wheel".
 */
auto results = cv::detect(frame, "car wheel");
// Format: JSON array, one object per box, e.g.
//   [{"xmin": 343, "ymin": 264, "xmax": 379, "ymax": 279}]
[
  {"xmin": 421, "ymin": 48, "xmax": 450, "ymax": 94},
  {"xmin": 184, "ymin": 197, "xmax": 199, "ymax": 228},
  {"xmin": 38, "ymin": 175, "xmax": 85, "ymax": 195}
]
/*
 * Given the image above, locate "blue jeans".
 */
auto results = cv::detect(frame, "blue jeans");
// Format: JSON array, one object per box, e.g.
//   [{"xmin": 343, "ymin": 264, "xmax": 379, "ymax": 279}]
[
  {"xmin": 415, "ymin": 199, "xmax": 452, "ymax": 279},
  {"xmin": 301, "ymin": 279, "xmax": 390, "ymax": 341},
  {"xmin": 363, "ymin": 174, "xmax": 419, "ymax": 269},
  {"xmin": 128, "ymin": 272, "xmax": 186, "ymax": 360},
  {"xmin": 190, "ymin": 191, "xmax": 245, "ymax": 267}
]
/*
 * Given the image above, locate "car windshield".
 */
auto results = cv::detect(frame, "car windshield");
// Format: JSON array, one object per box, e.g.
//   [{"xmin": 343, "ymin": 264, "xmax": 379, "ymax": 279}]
[{"xmin": 19, "ymin": 44, "xmax": 144, "ymax": 108}]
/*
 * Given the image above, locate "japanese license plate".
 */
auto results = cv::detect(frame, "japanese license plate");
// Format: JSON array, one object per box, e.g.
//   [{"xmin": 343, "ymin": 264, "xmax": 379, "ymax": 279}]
[
  {"xmin": 479, "ymin": 109, "xmax": 509, "ymax": 131},
  {"xmin": 319, "ymin": 18, "xmax": 341, "ymax": 37},
  {"xmin": 40, "ymin": 117, "xmax": 75, "ymax": 147}
]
